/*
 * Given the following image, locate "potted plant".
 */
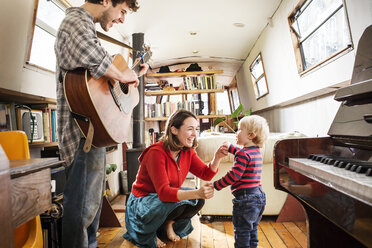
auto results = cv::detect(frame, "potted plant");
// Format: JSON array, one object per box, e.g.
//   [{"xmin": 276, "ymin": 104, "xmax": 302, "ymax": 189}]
[
  {"xmin": 105, "ymin": 163, "xmax": 117, "ymax": 199},
  {"xmin": 213, "ymin": 104, "xmax": 252, "ymax": 133}
]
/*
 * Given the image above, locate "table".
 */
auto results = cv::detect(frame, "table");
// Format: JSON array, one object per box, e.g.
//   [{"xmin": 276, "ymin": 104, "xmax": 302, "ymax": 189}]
[{"xmin": 0, "ymin": 147, "xmax": 64, "ymax": 247}]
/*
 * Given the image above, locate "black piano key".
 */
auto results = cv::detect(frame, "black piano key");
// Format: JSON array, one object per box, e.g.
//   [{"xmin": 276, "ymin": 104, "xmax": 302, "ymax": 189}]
[
  {"xmin": 336, "ymin": 161, "xmax": 347, "ymax": 168},
  {"xmin": 315, "ymin": 156, "xmax": 323, "ymax": 161},
  {"xmin": 356, "ymin": 165, "xmax": 372, "ymax": 174},
  {"xmin": 345, "ymin": 163, "xmax": 353, "ymax": 170},
  {"xmin": 350, "ymin": 164, "xmax": 359, "ymax": 172},
  {"xmin": 327, "ymin": 159, "xmax": 336, "ymax": 165}
]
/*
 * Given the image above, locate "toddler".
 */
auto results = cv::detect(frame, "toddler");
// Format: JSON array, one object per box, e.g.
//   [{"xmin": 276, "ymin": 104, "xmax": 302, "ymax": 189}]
[{"xmin": 213, "ymin": 115, "xmax": 269, "ymax": 248}]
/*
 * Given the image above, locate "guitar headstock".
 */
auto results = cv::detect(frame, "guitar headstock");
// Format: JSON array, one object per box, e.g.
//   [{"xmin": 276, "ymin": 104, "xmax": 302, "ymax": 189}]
[{"xmin": 136, "ymin": 45, "xmax": 152, "ymax": 64}]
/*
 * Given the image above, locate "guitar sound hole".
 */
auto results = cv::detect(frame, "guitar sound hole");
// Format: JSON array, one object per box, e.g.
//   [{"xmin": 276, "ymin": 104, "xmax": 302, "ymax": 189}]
[{"xmin": 120, "ymin": 83, "xmax": 129, "ymax": 94}]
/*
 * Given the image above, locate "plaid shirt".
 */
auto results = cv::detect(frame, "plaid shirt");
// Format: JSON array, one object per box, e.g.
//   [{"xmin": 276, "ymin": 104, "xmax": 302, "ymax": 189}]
[{"xmin": 55, "ymin": 7, "xmax": 113, "ymax": 166}]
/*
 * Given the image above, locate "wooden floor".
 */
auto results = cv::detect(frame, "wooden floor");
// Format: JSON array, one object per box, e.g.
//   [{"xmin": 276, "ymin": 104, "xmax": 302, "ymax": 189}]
[{"xmin": 97, "ymin": 204, "xmax": 307, "ymax": 248}]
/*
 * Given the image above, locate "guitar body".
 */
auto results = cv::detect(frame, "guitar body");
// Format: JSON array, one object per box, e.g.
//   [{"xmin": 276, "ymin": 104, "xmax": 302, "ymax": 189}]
[{"xmin": 63, "ymin": 54, "xmax": 139, "ymax": 147}]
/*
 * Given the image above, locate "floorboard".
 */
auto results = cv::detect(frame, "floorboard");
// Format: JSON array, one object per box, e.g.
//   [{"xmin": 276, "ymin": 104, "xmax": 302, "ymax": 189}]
[
  {"xmin": 98, "ymin": 212, "xmax": 307, "ymax": 248},
  {"xmin": 99, "ymin": 177, "xmax": 307, "ymax": 248}
]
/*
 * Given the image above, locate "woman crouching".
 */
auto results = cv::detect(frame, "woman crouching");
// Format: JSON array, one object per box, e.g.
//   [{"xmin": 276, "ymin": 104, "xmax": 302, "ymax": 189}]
[{"xmin": 124, "ymin": 110, "xmax": 227, "ymax": 247}]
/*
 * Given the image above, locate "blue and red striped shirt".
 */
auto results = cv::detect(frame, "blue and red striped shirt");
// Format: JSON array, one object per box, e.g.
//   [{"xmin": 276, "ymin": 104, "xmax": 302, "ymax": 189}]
[{"xmin": 213, "ymin": 144, "xmax": 262, "ymax": 192}]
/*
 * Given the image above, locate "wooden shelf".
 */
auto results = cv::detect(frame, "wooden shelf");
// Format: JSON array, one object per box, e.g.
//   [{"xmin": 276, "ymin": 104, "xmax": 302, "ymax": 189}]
[
  {"xmin": 0, "ymin": 87, "xmax": 58, "ymax": 149},
  {"xmin": 29, "ymin": 142, "xmax": 58, "ymax": 148},
  {"xmin": 146, "ymin": 70, "xmax": 223, "ymax": 78},
  {"xmin": 0, "ymin": 88, "xmax": 56, "ymax": 104},
  {"xmin": 145, "ymin": 88, "xmax": 224, "ymax": 96},
  {"xmin": 145, "ymin": 114, "xmax": 226, "ymax": 121}
]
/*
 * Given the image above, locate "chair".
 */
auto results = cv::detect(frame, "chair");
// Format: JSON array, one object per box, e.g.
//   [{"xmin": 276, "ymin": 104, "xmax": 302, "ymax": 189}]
[{"xmin": 0, "ymin": 131, "xmax": 43, "ymax": 248}]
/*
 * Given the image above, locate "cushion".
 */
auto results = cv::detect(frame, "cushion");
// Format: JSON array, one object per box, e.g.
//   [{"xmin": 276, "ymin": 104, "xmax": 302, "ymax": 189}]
[
  {"xmin": 197, "ymin": 131, "xmax": 307, "ymax": 164},
  {"xmin": 196, "ymin": 133, "xmax": 236, "ymax": 163}
]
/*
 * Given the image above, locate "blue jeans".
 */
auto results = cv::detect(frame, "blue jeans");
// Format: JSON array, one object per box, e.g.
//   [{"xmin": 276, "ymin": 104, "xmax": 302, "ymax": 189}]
[
  {"xmin": 232, "ymin": 187, "xmax": 266, "ymax": 248},
  {"xmin": 62, "ymin": 139, "xmax": 106, "ymax": 248}
]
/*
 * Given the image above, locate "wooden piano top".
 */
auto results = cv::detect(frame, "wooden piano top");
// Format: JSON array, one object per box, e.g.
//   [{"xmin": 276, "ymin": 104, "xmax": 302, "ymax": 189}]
[{"xmin": 9, "ymin": 157, "xmax": 64, "ymax": 178}]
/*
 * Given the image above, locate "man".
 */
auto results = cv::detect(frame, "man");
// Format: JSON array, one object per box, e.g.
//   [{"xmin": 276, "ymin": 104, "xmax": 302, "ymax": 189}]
[{"xmin": 54, "ymin": 0, "xmax": 148, "ymax": 247}]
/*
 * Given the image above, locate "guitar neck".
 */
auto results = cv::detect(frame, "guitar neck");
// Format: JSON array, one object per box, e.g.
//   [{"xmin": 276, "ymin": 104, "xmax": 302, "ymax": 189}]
[
  {"xmin": 131, "ymin": 51, "xmax": 151, "ymax": 74},
  {"xmin": 131, "ymin": 60, "xmax": 142, "ymax": 74}
]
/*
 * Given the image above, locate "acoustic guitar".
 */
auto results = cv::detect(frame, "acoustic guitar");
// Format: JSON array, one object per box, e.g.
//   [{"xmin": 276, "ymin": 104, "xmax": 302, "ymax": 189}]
[{"xmin": 63, "ymin": 50, "xmax": 150, "ymax": 151}]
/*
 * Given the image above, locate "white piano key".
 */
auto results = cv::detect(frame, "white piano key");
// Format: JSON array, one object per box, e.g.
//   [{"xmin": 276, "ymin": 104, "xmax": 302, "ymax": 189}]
[{"xmin": 288, "ymin": 158, "xmax": 372, "ymax": 206}]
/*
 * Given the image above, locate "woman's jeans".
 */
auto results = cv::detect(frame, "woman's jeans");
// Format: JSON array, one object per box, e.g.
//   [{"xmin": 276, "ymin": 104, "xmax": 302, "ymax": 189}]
[
  {"xmin": 62, "ymin": 139, "xmax": 106, "ymax": 248},
  {"xmin": 232, "ymin": 187, "xmax": 266, "ymax": 248}
]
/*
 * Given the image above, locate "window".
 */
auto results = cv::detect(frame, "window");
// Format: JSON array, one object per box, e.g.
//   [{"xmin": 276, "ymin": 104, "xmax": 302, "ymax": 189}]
[
  {"xmin": 228, "ymin": 88, "xmax": 240, "ymax": 112},
  {"xmin": 288, "ymin": 0, "xmax": 352, "ymax": 73},
  {"xmin": 249, "ymin": 53, "xmax": 269, "ymax": 99},
  {"xmin": 216, "ymin": 90, "xmax": 231, "ymax": 115},
  {"xmin": 28, "ymin": 0, "xmax": 66, "ymax": 72}
]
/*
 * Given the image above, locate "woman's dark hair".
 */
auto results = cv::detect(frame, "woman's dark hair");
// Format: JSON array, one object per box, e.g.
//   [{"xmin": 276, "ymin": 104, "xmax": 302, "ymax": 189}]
[
  {"xmin": 160, "ymin": 110, "xmax": 199, "ymax": 151},
  {"xmin": 86, "ymin": 0, "xmax": 139, "ymax": 11}
]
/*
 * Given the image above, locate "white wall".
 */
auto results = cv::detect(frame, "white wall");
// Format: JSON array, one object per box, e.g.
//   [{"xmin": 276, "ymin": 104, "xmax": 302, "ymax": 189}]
[{"xmin": 236, "ymin": 0, "xmax": 372, "ymax": 136}]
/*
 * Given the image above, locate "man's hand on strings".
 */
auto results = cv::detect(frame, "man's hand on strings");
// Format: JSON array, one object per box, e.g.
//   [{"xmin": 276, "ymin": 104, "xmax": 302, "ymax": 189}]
[
  {"xmin": 138, "ymin": 63, "xmax": 149, "ymax": 77},
  {"xmin": 120, "ymin": 68, "xmax": 139, "ymax": 87}
]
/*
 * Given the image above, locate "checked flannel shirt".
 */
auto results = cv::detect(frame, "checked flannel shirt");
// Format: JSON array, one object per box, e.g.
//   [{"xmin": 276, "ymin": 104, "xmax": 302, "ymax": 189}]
[{"xmin": 55, "ymin": 7, "xmax": 113, "ymax": 166}]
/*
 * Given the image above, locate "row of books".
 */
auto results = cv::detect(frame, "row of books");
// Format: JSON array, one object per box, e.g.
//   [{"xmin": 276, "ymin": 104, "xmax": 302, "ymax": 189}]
[
  {"xmin": 183, "ymin": 75, "xmax": 216, "ymax": 90},
  {"xmin": 0, "ymin": 103, "xmax": 57, "ymax": 144},
  {"xmin": 145, "ymin": 100, "xmax": 209, "ymax": 118}
]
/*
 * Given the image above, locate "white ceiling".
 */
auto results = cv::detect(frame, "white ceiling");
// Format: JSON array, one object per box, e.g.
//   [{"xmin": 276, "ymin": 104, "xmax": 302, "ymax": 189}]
[{"xmin": 68, "ymin": 0, "xmax": 282, "ymax": 85}]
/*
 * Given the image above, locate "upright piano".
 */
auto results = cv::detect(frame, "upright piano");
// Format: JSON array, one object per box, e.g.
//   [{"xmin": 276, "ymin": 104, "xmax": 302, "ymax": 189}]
[{"xmin": 274, "ymin": 25, "xmax": 372, "ymax": 248}]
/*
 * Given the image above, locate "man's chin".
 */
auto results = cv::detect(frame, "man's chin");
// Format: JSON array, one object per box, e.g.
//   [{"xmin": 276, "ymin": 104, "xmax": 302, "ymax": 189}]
[{"xmin": 100, "ymin": 23, "xmax": 111, "ymax": 32}]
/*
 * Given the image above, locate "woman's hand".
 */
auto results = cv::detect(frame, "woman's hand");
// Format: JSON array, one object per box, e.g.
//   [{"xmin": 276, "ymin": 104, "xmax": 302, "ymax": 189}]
[
  {"xmin": 177, "ymin": 183, "xmax": 214, "ymax": 201},
  {"xmin": 209, "ymin": 143, "xmax": 229, "ymax": 172},
  {"xmin": 222, "ymin": 141, "xmax": 230, "ymax": 149},
  {"xmin": 197, "ymin": 182, "xmax": 214, "ymax": 199},
  {"xmin": 215, "ymin": 142, "xmax": 229, "ymax": 160}
]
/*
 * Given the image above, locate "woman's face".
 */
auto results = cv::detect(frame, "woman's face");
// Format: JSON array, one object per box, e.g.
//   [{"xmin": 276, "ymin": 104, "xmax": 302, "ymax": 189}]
[{"xmin": 171, "ymin": 117, "xmax": 199, "ymax": 148}]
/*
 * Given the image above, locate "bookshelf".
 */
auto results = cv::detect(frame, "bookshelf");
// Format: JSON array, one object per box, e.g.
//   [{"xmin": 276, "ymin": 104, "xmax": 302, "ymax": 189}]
[
  {"xmin": 146, "ymin": 70, "xmax": 224, "ymax": 78},
  {"xmin": 145, "ymin": 114, "xmax": 225, "ymax": 121},
  {"xmin": 144, "ymin": 70, "xmax": 226, "ymax": 124},
  {"xmin": 144, "ymin": 88, "xmax": 226, "ymax": 121},
  {"xmin": 144, "ymin": 88, "xmax": 224, "ymax": 96},
  {"xmin": 0, "ymin": 87, "xmax": 57, "ymax": 148}
]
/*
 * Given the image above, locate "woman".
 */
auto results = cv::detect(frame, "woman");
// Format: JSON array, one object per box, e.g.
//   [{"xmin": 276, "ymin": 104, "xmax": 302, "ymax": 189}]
[{"xmin": 124, "ymin": 110, "xmax": 227, "ymax": 247}]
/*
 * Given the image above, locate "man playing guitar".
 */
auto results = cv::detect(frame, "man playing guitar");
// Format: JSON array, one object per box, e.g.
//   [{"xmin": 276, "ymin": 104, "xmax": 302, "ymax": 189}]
[{"xmin": 54, "ymin": 0, "xmax": 148, "ymax": 247}]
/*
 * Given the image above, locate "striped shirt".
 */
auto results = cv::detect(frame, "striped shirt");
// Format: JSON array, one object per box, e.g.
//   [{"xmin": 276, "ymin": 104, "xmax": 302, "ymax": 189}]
[
  {"xmin": 213, "ymin": 144, "xmax": 263, "ymax": 192},
  {"xmin": 54, "ymin": 7, "xmax": 112, "ymax": 166}
]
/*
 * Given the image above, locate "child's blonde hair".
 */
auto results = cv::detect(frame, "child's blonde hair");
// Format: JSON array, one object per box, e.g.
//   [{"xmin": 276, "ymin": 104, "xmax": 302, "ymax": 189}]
[{"xmin": 238, "ymin": 115, "xmax": 269, "ymax": 147}]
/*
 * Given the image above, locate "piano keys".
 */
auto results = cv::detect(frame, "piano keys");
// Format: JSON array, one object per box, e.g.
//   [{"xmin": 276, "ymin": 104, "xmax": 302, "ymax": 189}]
[{"xmin": 288, "ymin": 157, "xmax": 372, "ymax": 205}]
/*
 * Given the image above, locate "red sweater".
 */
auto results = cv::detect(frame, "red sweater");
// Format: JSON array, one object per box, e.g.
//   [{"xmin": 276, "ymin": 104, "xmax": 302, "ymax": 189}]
[{"xmin": 131, "ymin": 141, "xmax": 217, "ymax": 202}]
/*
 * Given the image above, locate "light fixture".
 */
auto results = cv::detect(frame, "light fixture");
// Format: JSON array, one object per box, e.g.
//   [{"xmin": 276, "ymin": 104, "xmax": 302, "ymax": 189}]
[
  {"xmin": 233, "ymin": 23, "xmax": 245, "ymax": 28},
  {"xmin": 190, "ymin": 31, "xmax": 197, "ymax": 36},
  {"xmin": 192, "ymin": 50, "xmax": 199, "ymax": 54}
]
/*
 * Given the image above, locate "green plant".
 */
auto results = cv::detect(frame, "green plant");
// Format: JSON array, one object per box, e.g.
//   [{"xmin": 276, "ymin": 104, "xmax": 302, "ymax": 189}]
[
  {"xmin": 213, "ymin": 104, "xmax": 252, "ymax": 133},
  {"xmin": 105, "ymin": 163, "xmax": 118, "ymax": 175}
]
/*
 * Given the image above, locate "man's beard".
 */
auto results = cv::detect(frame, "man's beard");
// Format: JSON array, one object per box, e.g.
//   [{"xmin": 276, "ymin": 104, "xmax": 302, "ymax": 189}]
[{"xmin": 100, "ymin": 10, "xmax": 111, "ymax": 31}]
